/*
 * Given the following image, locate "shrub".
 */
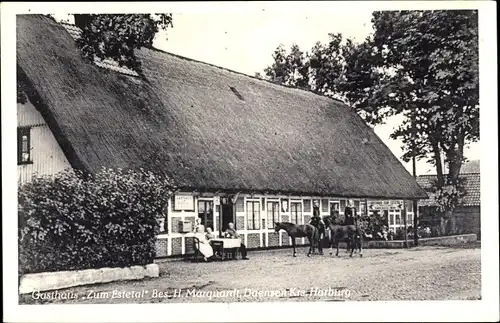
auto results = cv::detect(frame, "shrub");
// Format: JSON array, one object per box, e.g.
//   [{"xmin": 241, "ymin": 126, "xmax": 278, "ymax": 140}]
[{"xmin": 18, "ymin": 168, "xmax": 175, "ymax": 275}]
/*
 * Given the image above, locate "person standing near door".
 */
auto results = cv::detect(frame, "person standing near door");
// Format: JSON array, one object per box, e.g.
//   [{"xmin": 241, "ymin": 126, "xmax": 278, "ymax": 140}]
[{"xmin": 344, "ymin": 200, "xmax": 357, "ymax": 225}]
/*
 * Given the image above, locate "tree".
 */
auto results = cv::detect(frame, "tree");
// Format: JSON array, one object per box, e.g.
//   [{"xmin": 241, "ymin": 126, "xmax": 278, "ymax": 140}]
[
  {"xmin": 263, "ymin": 44, "xmax": 311, "ymax": 89},
  {"xmin": 261, "ymin": 10, "xmax": 479, "ymax": 234},
  {"xmin": 17, "ymin": 14, "xmax": 174, "ymax": 103},
  {"xmin": 73, "ymin": 14, "xmax": 173, "ymax": 72}
]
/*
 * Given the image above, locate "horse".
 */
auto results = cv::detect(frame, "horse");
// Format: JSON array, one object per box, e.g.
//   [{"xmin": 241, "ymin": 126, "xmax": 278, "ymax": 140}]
[
  {"xmin": 274, "ymin": 222, "xmax": 322, "ymax": 257},
  {"xmin": 323, "ymin": 215, "xmax": 363, "ymax": 258}
]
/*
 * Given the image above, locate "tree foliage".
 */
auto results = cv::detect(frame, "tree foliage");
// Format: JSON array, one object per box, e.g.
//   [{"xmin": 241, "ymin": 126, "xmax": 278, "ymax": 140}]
[
  {"xmin": 261, "ymin": 10, "xmax": 479, "ymax": 234},
  {"xmin": 18, "ymin": 168, "xmax": 175, "ymax": 274},
  {"xmin": 73, "ymin": 14, "xmax": 173, "ymax": 72}
]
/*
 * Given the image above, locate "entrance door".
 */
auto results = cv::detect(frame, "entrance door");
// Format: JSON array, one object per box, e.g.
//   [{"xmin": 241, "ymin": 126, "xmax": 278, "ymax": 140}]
[{"xmin": 221, "ymin": 203, "xmax": 234, "ymax": 232}]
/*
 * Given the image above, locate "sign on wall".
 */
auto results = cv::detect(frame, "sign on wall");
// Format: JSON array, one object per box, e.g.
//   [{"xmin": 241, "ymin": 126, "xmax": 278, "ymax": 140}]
[
  {"xmin": 173, "ymin": 195, "xmax": 195, "ymax": 211},
  {"xmin": 369, "ymin": 200, "xmax": 403, "ymax": 211}
]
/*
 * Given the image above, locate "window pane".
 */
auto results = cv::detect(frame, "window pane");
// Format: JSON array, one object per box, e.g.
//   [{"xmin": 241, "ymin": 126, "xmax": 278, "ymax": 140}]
[
  {"xmin": 407, "ymin": 201, "xmax": 413, "ymax": 212},
  {"xmin": 236, "ymin": 198, "xmax": 244, "ymax": 212},
  {"xmin": 267, "ymin": 202, "xmax": 278, "ymax": 228},
  {"xmin": 354, "ymin": 200, "xmax": 360, "ymax": 211},
  {"xmin": 321, "ymin": 199, "xmax": 329, "ymax": 213},
  {"xmin": 291, "ymin": 202, "xmax": 301, "ymax": 224},
  {"xmin": 22, "ymin": 136, "xmax": 28, "ymax": 152},
  {"xmin": 303, "ymin": 199, "xmax": 311, "ymax": 212},
  {"xmin": 255, "ymin": 202, "xmax": 260, "ymax": 229},
  {"xmin": 330, "ymin": 202, "xmax": 340, "ymax": 216},
  {"xmin": 340, "ymin": 200, "xmax": 346, "ymax": 211},
  {"xmin": 198, "ymin": 201, "xmax": 205, "ymax": 213}
]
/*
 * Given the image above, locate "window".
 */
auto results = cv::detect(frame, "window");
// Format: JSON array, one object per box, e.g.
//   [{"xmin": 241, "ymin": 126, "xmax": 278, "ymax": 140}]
[
  {"xmin": 246, "ymin": 201, "xmax": 260, "ymax": 230},
  {"xmin": 340, "ymin": 200, "xmax": 346, "ymax": 212},
  {"xmin": 17, "ymin": 127, "xmax": 32, "ymax": 164},
  {"xmin": 290, "ymin": 202, "xmax": 302, "ymax": 224},
  {"xmin": 407, "ymin": 201, "xmax": 413, "ymax": 212},
  {"xmin": 303, "ymin": 199, "xmax": 312, "ymax": 213},
  {"xmin": 198, "ymin": 200, "xmax": 214, "ymax": 230},
  {"xmin": 281, "ymin": 199, "xmax": 289, "ymax": 213},
  {"xmin": 330, "ymin": 202, "xmax": 340, "ymax": 216},
  {"xmin": 354, "ymin": 200, "xmax": 360, "ymax": 211},
  {"xmin": 395, "ymin": 213, "xmax": 401, "ymax": 225},
  {"xmin": 321, "ymin": 199, "xmax": 329, "ymax": 213},
  {"xmin": 235, "ymin": 198, "xmax": 244, "ymax": 212},
  {"xmin": 267, "ymin": 201, "xmax": 279, "ymax": 229}
]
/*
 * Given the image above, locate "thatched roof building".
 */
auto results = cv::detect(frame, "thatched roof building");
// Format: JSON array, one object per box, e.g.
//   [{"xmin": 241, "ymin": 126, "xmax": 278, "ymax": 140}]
[{"xmin": 17, "ymin": 14, "xmax": 427, "ymax": 200}]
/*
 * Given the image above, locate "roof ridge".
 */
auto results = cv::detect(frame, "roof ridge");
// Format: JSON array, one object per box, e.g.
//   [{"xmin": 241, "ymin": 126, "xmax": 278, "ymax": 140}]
[
  {"xmin": 144, "ymin": 46, "xmax": 348, "ymax": 106},
  {"xmin": 57, "ymin": 20, "xmax": 347, "ymax": 106}
]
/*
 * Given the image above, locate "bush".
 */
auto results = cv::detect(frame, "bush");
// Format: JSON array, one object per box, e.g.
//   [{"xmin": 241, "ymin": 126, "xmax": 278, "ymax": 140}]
[{"xmin": 18, "ymin": 168, "xmax": 175, "ymax": 275}]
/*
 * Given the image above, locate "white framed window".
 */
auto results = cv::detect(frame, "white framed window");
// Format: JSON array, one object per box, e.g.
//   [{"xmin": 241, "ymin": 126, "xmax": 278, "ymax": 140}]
[
  {"xmin": 17, "ymin": 127, "xmax": 32, "ymax": 164},
  {"xmin": 246, "ymin": 201, "xmax": 261, "ymax": 230},
  {"xmin": 267, "ymin": 201, "xmax": 279, "ymax": 229},
  {"xmin": 290, "ymin": 202, "xmax": 302, "ymax": 224}
]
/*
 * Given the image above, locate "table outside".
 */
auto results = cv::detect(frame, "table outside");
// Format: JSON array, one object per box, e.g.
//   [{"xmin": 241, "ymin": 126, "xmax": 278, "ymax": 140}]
[{"xmin": 209, "ymin": 238, "xmax": 241, "ymax": 260}]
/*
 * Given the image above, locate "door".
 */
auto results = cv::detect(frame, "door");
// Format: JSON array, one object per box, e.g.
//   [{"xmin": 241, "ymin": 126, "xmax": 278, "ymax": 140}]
[{"xmin": 221, "ymin": 202, "xmax": 234, "ymax": 232}]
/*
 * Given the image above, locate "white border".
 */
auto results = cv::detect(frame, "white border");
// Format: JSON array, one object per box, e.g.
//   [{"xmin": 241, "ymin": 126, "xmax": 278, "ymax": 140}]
[{"xmin": 2, "ymin": 1, "xmax": 498, "ymax": 322}]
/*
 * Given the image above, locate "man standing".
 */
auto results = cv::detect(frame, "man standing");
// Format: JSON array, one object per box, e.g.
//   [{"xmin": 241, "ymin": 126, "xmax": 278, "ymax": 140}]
[
  {"xmin": 344, "ymin": 200, "xmax": 357, "ymax": 225},
  {"xmin": 224, "ymin": 222, "xmax": 249, "ymax": 260},
  {"xmin": 309, "ymin": 202, "xmax": 326, "ymax": 239}
]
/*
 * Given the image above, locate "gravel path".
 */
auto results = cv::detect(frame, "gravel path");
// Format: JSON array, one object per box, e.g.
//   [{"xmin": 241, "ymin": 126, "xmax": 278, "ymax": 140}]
[{"xmin": 20, "ymin": 245, "xmax": 481, "ymax": 304}]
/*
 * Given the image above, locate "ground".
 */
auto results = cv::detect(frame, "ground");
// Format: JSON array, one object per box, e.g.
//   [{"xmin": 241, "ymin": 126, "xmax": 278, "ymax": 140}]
[{"xmin": 20, "ymin": 244, "xmax": 481, "ymax": 304}]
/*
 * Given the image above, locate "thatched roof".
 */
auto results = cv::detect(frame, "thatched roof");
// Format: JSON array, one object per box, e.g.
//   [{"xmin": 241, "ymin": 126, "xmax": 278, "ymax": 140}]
[
  {"xmin": 17, "ymin": 15, "xmax": 427, "ymax": 199},
  {"xmin": 417, "ymin": 173, "xmax": 480, "ymax": 207}
]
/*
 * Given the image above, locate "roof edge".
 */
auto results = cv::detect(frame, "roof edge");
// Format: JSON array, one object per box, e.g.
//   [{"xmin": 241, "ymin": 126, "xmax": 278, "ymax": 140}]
[
  {"xmin": 176, "ymin": 186, "xmax": 428, "ymax": 200},
  {"xmin": 17, "ymin": 64, "xmax": 89, "ymax": 173}
]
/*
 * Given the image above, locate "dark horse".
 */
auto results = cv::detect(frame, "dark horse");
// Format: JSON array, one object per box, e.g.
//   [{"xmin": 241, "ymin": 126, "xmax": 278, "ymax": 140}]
[
  {"xmin": 274, "ymin": 222, "xmax": 322, "ymax": 257},
  {"xmin": 323, "ymin": 215, "xmax": 363, "ymax": 257}
]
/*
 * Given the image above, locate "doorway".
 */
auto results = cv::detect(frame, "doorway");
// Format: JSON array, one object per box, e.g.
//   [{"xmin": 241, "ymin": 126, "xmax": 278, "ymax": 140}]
[{"xmin": 221, "ymin": 202, "xmax": 234, "ymax": 233}]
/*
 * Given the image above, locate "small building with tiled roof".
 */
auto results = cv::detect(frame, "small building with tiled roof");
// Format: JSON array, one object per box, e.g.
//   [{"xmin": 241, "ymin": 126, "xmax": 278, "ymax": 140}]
[{"xmin": 416, "ymin": 161, "xmax": 481, "ymax": 238}]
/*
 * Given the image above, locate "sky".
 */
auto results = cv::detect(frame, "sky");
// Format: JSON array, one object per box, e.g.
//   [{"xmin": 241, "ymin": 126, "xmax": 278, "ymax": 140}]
[{"xmin": 54, "ymin": 11, "xmax": 479, "ymax": 175}]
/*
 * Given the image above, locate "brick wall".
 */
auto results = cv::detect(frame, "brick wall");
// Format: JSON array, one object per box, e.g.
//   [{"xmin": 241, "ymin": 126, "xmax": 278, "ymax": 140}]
[
  {"xmin": 236, "ymin": 216, "xmax": 245, "ymax": 230},
  {"xmin": 155, "ymin": 238, "xmax": 168, "ymax": 258},
  {"xmin": 246, "ymin": 233, "xmax": 261, "ymax": 248},
  {"xmin": 268, "ymin": 232, "xmax": 279, "ymax": 247},
  {"xmin": 171, "ymin": 237, "xmax": 182, "ymax": 255},
  {"xmin": 281, "ymin": 232, "xmax": 290, "ymax": 246},
  {"xmin": 184, "ymin": 237, "xmax": 195, "ymax": 254}
]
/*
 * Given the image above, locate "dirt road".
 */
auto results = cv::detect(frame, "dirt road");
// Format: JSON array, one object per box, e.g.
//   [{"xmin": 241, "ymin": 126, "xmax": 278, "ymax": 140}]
[{"xmin": 20, "ymin": 245, "xmax": 481, "ymax": 304}]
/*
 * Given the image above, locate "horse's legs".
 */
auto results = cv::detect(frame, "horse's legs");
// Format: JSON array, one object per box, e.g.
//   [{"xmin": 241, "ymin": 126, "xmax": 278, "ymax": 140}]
[
  {"xmin": 307, "ymin": 236, "xmax": 313, "ymax": 257},
  {"xmin": 319, "ymin": 232, "xmax": 324, "ymax": 255},
  {"xmin": 329, "ymin": 232, "xmax": 334, "ymax": 256},
  {"xmin": 358, "ymin": 234, "xmax": 363, "ymax": 258},
  {"xmin": 292, "ymin": 238, "xmax": 297, "ymax": 257},
  {"xmin": 335, "ymin": 239, "xmax": 340, "ymax": 257},
  {"xmin": 349, "ymin": 235, "xmax": 355, "ymax": 257},
  {"xmin": 310, "ymin": 234, "xmax": 315, "ymax": 255}
]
